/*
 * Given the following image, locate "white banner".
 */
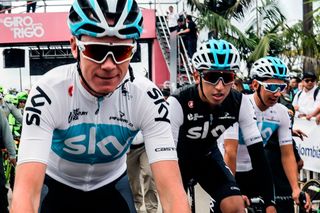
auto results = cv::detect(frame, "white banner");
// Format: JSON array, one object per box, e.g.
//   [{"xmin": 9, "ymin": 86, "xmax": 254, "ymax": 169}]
[{"xmin": 293, "ymin": 118, "xmax": 320, "ymax": 173}]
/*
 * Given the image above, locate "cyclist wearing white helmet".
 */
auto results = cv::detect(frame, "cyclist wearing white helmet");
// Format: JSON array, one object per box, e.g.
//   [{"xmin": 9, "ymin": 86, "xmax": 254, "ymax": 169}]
[
  {"xmin": 167, "ymin": 39, "xmax": 274, "ymax": 213},
  {"xmin": 224, "ymin": 56, "xmax": 311, "ymax": 213},
  {"xmin": 11, "ymin": 1, "xmax": 190, "ymax": 212}
]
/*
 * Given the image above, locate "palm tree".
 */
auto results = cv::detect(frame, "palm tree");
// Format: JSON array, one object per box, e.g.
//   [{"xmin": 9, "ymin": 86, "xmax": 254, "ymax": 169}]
[{"xmin": 186, "ymin": 0, "xmax": 286, "ymax": 64}]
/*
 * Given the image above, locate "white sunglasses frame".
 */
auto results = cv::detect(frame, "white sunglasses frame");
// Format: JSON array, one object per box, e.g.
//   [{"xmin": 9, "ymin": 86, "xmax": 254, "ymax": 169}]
[
  {"xmin": 76, "ymin": 39, "xmax": 137, "ymax": 64},
  {"xmin": 257, "ymin": 80, "xmax": 287, "ymax": 93}
]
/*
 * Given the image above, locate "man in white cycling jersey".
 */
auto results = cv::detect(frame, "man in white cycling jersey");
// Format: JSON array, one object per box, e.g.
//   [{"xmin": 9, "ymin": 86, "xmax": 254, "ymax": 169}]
[
  {"xmin": 10, "ymin": 1, "xmax": 190, "ymax": 213},
  {"xmin": 224, "ymin": 56, "xmax": 311, "ymax": 213},
  {"xmin": 167, "ymin": 39, "xmax": 276, "ymax": 213}
]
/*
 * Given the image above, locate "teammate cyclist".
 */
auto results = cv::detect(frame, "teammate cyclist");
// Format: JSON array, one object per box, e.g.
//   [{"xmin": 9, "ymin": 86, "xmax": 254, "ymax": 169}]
[
  {"xmin": 224, "ymin": 56, "xmax": 311, "ymax": 213},
  {"xmin": 11, "ymin": 1, "xmax": 190, "ymax": 212},
  {"xmin": 167, "ymin": 39, "xmax": 275, "ymax": 212}
]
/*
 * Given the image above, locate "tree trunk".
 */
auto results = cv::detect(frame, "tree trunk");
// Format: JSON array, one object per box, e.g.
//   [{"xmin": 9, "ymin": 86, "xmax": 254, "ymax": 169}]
[{"xmin": 302, "ymin": 0, "xmax": 315, "ymax": 73}]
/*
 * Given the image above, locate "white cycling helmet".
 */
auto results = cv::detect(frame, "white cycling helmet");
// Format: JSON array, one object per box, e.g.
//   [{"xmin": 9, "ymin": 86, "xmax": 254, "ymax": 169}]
[
  {"xmin": 192, "ymin": 39, "xmax": 240, "ymax": 72},
  {"xmin": 250, "ymin": 56, "xmax": 288, "ymax": 81},
  {"xmin": 68, "ymin": 0, "xmax": 143, "ymax": 39}
]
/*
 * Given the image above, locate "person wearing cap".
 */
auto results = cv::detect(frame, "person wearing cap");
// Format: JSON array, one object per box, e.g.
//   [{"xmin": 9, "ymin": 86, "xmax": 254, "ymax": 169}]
[
  {"xmin": 10, "ymin": 0, "xmax": 190, "ymax": 212},
  {"xmin": 292, "ymin": 71, "xmax": 320, "ymax": 119}
]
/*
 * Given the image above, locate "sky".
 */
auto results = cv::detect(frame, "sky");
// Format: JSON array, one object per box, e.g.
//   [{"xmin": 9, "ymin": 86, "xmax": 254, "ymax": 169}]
[{"xmin": 0, "ymin": 0, "xmax": 311, "ymax": 91}]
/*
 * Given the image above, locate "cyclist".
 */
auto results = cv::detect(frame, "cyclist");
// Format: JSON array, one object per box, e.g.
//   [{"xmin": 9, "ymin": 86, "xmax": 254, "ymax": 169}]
[
  {"xmin": 0, "ymin": 93, "xmax": 22, "ymax": 124},
  {"xmin": 16, "ymin": 91, "xmax": 28, "ymax": 111},
  {"xmin": 167, "ymin": 39, "xmax": 275, "ymax": 213},
  {"xmin": 224, "ymin": 56, "xmax": 311, "ymax": 213},
  {"xmin": 0, "ymin": 108, "xmax": 16, "ymax": 213},
  {"xmin": 10, "ymin": 1, "xmax": 190, "ymax": 212}
]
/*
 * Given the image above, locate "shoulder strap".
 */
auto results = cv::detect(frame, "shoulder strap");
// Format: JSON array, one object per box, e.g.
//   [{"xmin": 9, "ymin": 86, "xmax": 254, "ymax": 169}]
[
  {"xmin": 297, "ymin": 90, "xmax": 302, "ymax": 100},
  {"xmin": 314, "ymin": 87, "xmax": 320, "ymax": 101}
]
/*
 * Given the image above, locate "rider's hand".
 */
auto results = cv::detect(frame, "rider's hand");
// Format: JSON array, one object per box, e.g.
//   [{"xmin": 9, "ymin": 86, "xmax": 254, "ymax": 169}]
[
  {"xmin": 298, "ymin": 113, "xmax": 307, "ymax": 118},
  {"xmin": 292, "ymin": 129, "xmax": 308, "ymax": 141},
  {"xmin": 294, "ymin": 190, "xmax": 311, "ymax": 212},
  {"xmin": 316, "ymin": 114, "xmax": 320, "ymax": 125},
  {"xmin": 242, "ymin": 195, "xmax": 250, "ymax": 207},
  {"xmin": 266, "ymin": 205, "xmax": 276, "ymax": 213},
  {"xmin": 297, "ymin": 159, "xmax": 304, "ymax": 172},
  {"xmin": 305, "ymin": 114, "xmax": 313, "ymax": 120},
  {"xmin": 302, "ymin": 192, "xmax": 311, "ymax": 212}
]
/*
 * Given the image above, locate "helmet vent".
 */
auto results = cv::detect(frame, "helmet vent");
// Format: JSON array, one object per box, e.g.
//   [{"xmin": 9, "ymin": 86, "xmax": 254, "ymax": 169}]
[
  {"xmin": 81, "ymin": 24, "xmax": 104, "ymax": 33},
  {"xmin": 228, "ymin": 53, "xmax": 233, "ymax": 64},
  {"xmin": 208, "ymin": 53, "xmax": 215, "ymax": 63},
  {"xmin": 119, "ymin": 27, "xmax": 140, "ymax": 37},
  {"xmin": 217, "ymin": 53, "xmax": 225, "ymax": 65},
  {"xmin": 69, "ymin": 8, "xmax": 82, "ymax": 23},
  {"xmin": 78, "ymin": 0, "xmax": 100, "ymax": 23},
  {"xmin": 124, "ymin": 1, "xmax": 139, "ymax": 24}
]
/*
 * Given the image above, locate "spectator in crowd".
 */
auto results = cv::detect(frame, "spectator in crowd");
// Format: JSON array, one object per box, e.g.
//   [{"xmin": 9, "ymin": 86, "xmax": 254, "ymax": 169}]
[
  {"xmin": 167, "ymin": 5, "xmax": 179, "ymax": 33},
  {"xmin": 290, "ymin": 77, "xmax": 301, "ymax": 95},
  {"xmin": 292, "ymin": 71, "xmax": 320, "ymax": 119},
  {"xmin": 0, "ymin": 0, "xmax": 11, "ymax": 13},
  {"xmin": 0, "ymin": 94, "xmax": 23, "ymax": 124},
  {"xmin": 176, "ymin": 17, "xmax": 187, "ymax": 55},
  {"xmin": 288, "ymin": 77, "xmax": 301, "ymax": 101},
  {"xmin": 176, "ymin": 15, "xmax": 197, "ymax": 59},
  {"xmin": 232, "ymin": 78, "xmax": 245, "ymax": 93},
  {"xmin": 0, "ymin": 109, "xmax": 17, "ymax": 213},
  {"xmin": 127, "ymin": 132, "xmax": 159, "ymax": 213},
  {"xmin": 26, "ymin": 1, "xmax": 37, "ymax": 13}
]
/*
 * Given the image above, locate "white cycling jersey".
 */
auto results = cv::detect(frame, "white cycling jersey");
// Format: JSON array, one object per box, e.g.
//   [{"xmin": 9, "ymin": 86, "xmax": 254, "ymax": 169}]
[
  {"xmin": 225, "ymin": 94, "xmax": 292, "ymax": 172},
  {"xmin": 18, "ymin": 63, "xmax": 177, "ymax": 191}
]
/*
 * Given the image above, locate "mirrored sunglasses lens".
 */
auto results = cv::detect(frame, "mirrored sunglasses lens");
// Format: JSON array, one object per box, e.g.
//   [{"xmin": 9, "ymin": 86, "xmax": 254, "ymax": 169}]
[
  {"xmin": 265, "ymin": 84, "xmax": 286, "ymax": 92},
  {"xmin": 203, "ymin": 72, "xmax": 235, "ymax": 84},
  {"xmin": 112, "ymin": 45, "xmax": 134, "ymax": 62},
  {"xmin": 82, "ymin": 44, "xmax": 134, "ymax": 63},
  {"xmin": 202, "ymin": 72, "xmax": 220, "ymax": 84},
  {"xmin": 82, "ymin": 44, "xmax": 109, "ymax": 62},
  {"xmin": 221, "ymin": 72, "xmax": 235, "ymax": 84}
]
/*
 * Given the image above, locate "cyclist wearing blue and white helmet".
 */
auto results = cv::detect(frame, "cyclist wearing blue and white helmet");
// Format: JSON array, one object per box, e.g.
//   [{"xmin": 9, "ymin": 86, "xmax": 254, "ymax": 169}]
[
  {"xmin": 167, "ymin": 39, "xmax": 273, "ymax": 213},
  {"xmin": 224, "ymin": 56, "xmax": 311, "ymax": 213},
  {"xmin": 11, "ymin": 1, "xmax": 190, "ymax": 213}
]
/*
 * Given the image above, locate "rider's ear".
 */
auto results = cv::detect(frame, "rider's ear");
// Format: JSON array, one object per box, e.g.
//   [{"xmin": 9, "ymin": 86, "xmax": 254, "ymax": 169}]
[
  {"xmin": 70, "ymin": 36, "xmax": 78, "ymax": 59},
  {"xmin": 193, "ymin": 70, "xmax": 200, "ymax": 84},
  {"xmin": 251, "ymin": 79, "xmax": 259, "ymax": 91}
]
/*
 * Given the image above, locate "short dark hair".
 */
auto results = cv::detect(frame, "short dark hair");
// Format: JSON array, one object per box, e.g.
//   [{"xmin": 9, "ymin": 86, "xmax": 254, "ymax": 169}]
[{"xmin": 186, "ymin": 15, "xmax": 193, "ymax": 21}]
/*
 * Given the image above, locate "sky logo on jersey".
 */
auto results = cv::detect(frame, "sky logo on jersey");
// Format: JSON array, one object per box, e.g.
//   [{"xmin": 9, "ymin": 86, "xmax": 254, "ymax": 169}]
[
  {"xmin": 147, "ymin": 88, "xmax": 170, "ymax": 123},
  {"xmin": 52, "ymin": 123, "xmax": 138, "ymax": 164},
  {"xmin": 25, "ymin": 86, "xmax": 51, "ymax": 126},
  {"xmin": 257, "ymin": 121, "xmax": 279, "ymax": 145}
]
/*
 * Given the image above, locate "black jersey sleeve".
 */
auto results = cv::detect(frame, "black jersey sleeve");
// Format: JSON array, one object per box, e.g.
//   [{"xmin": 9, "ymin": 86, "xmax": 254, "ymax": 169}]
[{"xmin": 247, "ymin": 143, "xmax": 276, "ymax": 207}]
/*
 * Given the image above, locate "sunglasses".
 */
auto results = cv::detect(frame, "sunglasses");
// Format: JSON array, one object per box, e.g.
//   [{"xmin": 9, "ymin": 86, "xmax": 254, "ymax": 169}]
[
  {"xmin": 76, "ymin": 39, "xmax": 137, "ymax": 64},
  {"xmin": 200, "ymin": 70, "xmax": 235, "ymax": 85},
  {"xmin": 304, "ymin": 79, "xmax": 316, "ymax": 83},
  {"xmin": 257, "ymin": 81, "xmax": 287, "ymax": 93}
]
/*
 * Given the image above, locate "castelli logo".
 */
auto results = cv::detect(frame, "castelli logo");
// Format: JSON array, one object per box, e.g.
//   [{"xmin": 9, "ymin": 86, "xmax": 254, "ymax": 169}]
[
  {"xmin": 0, "ymin": 16, "xmax": 44, "ymax": 39},
  {"xmin": 68, "ymin": 85, "xmax": 73, "ymax": 97},
  {"xmin": 188, "ymin": 100, "xmax": 194, "ymax": 108}
]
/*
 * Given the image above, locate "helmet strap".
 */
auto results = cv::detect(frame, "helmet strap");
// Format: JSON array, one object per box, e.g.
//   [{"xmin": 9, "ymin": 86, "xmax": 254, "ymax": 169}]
[
  {"xmin": 257, "ymin": 85, "xmax": 267, "ymax": 107},
  {"xmin": 199, "ymin": 77, "xmax": 209, "ymax": 101},
  {"xmin": 76, "ymin": 48, "xmax": 108, "ymax": 97}
]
